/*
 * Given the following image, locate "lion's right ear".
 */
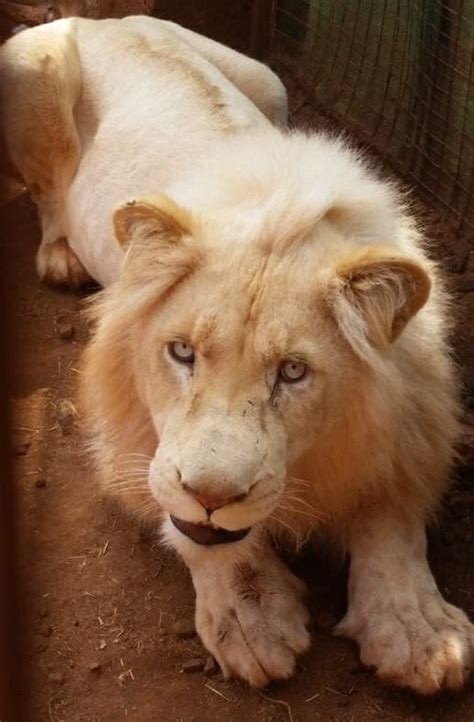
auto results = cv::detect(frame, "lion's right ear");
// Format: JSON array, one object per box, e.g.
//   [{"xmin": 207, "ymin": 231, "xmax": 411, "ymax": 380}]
[
  {"xmin": 114, "ymin": 194, "xmax": 194, "ymax": 248},
  {"xmin": 113, "ymin": 194, "xmax": 203, "ymax": 289}
]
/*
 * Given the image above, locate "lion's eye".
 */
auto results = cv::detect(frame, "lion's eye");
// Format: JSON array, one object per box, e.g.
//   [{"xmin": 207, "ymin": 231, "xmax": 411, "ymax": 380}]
[
  {"xmin": 169, "ymin": 340, "xmax": 195, "ymax": 364},
  {"xmin": 279, "ymin": 360, "xmax": 307, "ymax": 383}
]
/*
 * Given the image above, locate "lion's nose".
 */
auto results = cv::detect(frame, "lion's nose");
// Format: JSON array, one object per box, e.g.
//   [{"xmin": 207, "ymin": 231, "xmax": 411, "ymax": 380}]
[{"xmin": 181, "ymin": 482, "xmax": 246, "ymax": 515}]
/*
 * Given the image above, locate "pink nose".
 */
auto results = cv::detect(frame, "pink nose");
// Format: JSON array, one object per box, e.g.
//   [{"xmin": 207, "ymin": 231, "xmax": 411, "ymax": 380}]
[{"xmin": 182, "ymin": 484, "xmax": 246, "ymax": 513}]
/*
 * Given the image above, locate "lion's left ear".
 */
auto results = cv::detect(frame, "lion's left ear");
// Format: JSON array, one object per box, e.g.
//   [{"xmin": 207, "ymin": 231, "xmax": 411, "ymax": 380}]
[
  {"xmin": 328, "ymin": 249, "xmax": 431, "ymax": 355},
  {"xmin": 113, "ymin": 194, "xmax": 202, "ymax": 290}
]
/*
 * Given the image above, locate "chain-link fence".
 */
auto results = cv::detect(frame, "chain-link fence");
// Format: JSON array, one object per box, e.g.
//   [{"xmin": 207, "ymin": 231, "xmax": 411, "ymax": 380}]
[{"xmin": 272, "ymin": 0, "xmax": 474, "ymax": 239}]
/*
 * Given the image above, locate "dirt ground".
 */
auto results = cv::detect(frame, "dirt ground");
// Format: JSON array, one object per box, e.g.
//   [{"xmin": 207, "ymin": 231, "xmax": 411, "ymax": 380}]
[{"xmin": 1, "ymin": 23, "xmax": 474, "ymax": 722}]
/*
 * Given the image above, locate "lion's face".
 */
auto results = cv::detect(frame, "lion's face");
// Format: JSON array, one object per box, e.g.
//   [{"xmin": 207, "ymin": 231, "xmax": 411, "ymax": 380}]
[
  {"xmin": 132, "ymin": 247, "xmax": 355, "ymax": 536},
  {"xmin": 113, "ymin": 195, "xmax": 430, "ymax": 543}
]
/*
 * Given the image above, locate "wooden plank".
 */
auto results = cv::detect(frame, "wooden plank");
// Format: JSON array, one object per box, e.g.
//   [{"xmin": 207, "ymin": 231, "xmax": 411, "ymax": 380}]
[{"xmin": 0, "ymin": 241, "xmax": 22, "ymax": 721}]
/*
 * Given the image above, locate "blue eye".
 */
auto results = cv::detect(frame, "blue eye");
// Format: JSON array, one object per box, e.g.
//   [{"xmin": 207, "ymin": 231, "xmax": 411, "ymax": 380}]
[
  {"xmin": 169, "ymin": 340, "xmax": 195, "ymax": 364},
  {"xmin": 279, "ymin": 360, "xmax": 307, "ymax": 383}
]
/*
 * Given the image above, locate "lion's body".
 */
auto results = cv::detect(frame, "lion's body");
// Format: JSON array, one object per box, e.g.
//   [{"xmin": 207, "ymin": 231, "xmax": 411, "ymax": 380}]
[
  {"xmin": 2, "ymin": 15, "xmax": 472, "ymax": 695},
  {"xmin": 0, "ymin": 16, "xmax": 285, "ymax": 284}
]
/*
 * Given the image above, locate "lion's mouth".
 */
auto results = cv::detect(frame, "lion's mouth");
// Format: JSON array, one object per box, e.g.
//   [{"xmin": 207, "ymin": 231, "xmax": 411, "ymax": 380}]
[{"xmin": 170, "ymin": 515, "xmax": 251, "ymax": 545}]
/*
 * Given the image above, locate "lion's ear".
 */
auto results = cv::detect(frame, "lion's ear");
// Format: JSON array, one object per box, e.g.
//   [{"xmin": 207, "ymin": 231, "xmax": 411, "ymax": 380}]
[
  {"xmin": 114, "ymin": 194, "xmax": 194, "ymax": 248},
  {"xmin": 329, "ymin": 248, "xmax": 431, "ymax": 357},
  {"xmin": 113, "ymin": 194, "xmax": 202, "ymax": 289}
]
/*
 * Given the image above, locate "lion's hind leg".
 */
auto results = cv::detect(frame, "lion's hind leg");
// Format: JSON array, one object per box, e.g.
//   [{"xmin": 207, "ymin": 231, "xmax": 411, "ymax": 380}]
[{"xmin": 0, "ymin": 21, "xmax": 91, "ymax": 287}]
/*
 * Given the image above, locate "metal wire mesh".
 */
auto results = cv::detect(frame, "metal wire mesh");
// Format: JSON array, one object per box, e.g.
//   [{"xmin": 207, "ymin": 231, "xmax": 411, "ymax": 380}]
[{"xmin": 272, "ymin": 0, "xmax": 474, "ymax": 238}]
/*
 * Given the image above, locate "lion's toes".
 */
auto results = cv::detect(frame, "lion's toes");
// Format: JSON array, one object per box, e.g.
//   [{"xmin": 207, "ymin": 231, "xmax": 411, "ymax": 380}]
[
  {"xmin": 382, "ymin": 629, "xmax": 472, "ymax": 694},
  {"xmin": 338, "ymin": 597, "xmax": 474, "ymax": 694},
  {"xmin": 36, "ymin": 237, "xmax": 92, "ymax": 288},
  {"xmin": 198, "ymin": 601, "xmax": 310, "ymax": 687},
  {"xmin": 213, "ymin": 613, "xmax": 301, "ymax": 687},
  {"xmin": 194, "ymin": 559, "xmax": 310, "ymax": 687}
]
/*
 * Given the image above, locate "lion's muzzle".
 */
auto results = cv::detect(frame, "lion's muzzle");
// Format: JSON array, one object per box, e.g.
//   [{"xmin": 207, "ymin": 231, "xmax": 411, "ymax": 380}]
[{"xmin": 149, "ymin": 405, "xmax": 288, "ymax": 531}]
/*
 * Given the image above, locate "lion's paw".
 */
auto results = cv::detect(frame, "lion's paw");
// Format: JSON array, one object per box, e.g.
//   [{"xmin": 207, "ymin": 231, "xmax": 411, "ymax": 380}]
[
  {"xmin": 36, "ymin": 238, "xmax": 92, "ymax": 288},
  {"xmin": 337, "ymin": 591, "xmax": 474, "ymax": 694},
  {"xmin": 194, "ymin": 557, "xmax": 310, "ymax": 687}
]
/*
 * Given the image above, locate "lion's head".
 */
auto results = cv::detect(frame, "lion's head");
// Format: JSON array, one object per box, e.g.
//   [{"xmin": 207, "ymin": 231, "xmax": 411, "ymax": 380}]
[{"xmin": 82, "ymin": 180, "xmax": 432, "ymax": 546}]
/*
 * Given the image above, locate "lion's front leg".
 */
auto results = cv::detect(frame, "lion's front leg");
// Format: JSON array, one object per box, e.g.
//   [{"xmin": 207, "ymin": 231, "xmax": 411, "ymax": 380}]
[
  {"xmin": 164, "ymin": 520, "xmax": 310, "ymax": 687},
  {"xmin": 1, "ymin": 23, "xmax": 92, "ymax": 287},
  {"xmin": 337, "ymin": 512, "xmax": 474, "ymax": 694}
]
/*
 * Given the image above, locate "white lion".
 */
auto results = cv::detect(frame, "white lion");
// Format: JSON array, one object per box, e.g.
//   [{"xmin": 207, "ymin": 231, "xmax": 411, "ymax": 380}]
[{"xmin": 1, "ymin": 16, "xmax": 472, "ymax": 693}]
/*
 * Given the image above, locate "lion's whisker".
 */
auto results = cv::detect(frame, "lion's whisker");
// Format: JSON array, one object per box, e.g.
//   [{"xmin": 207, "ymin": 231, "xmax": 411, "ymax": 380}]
[
  {"xmin": 118, "ymin": 452, "xmax": 153, "ymax": 459},
  {"xmin": 117, "ymin": 480, "xmax": 150, "ymax": 486},
  {"xmin": 278, "ymin": 503, "xmax": 325, "ymax": 523},
  {"xmin": 115, "ymin": 465, "xmax": 151, "ymax": 472},
  {"xmin": 281, "ymin": 493, "xmax": 328, "ymax": 519},
  {"xmin": 112, "ymin": 477, "xmax": 149, "ymax": 485},
  {"xmin": 113, "ymin": 489, "xmax": 150, "ymax": 496},
  {"xmin": 286, "ymin": 476, "xmax": 313, "ymax": 488},
  {"xmin": 270, "ymin": 513, "xmax": 299, "ymax": 540}
]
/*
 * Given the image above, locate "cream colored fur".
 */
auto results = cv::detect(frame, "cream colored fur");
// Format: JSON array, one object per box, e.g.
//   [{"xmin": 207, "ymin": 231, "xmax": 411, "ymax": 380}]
[{"xmin": 1, "ymin": 16, "xmax": 472, "ymax": 694}]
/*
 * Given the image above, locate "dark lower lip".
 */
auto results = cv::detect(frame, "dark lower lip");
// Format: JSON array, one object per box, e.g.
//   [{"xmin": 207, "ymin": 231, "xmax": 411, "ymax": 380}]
[{"xmin": 170, "ymin": 515, "xmax": 251, "ymax": 546}]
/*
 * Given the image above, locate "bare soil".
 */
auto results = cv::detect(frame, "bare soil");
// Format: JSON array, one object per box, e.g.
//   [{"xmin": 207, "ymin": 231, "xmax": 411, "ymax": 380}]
[{"xmin": 1, "ymin": 180, "xmax": 473, "ymax": 722}]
